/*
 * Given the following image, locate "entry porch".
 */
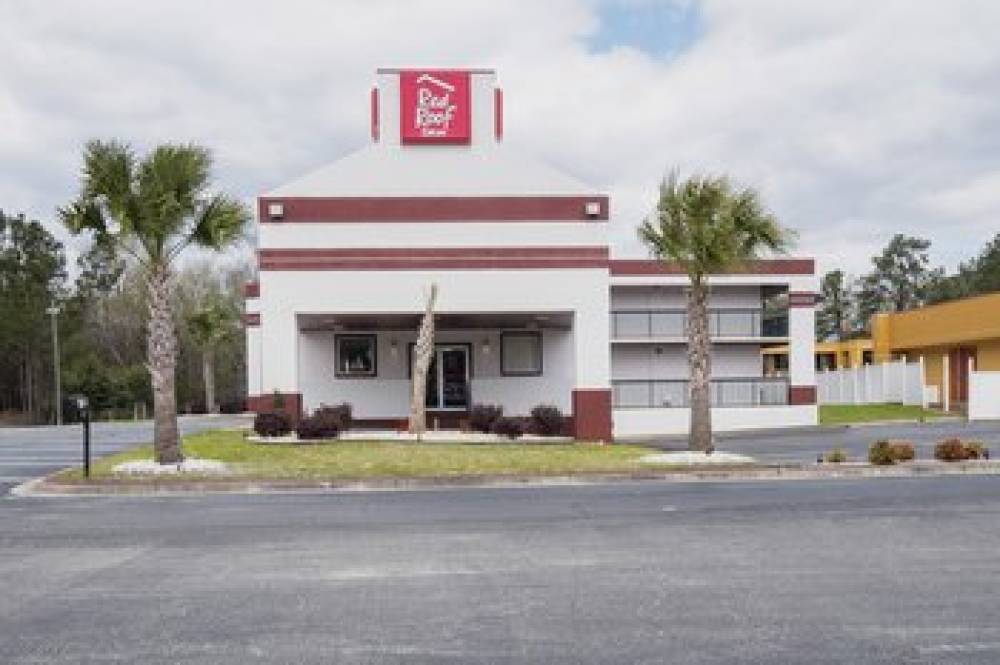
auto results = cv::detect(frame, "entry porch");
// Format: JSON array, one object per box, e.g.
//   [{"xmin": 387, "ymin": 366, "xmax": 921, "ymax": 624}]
[{"xmin": 293, "ymin": 311, "xmax": 585, "ymax": 433}]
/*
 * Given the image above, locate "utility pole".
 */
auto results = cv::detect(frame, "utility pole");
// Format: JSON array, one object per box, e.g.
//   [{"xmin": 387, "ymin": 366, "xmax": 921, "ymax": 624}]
[{"xmin": 46, "ymin": 304, "xmax": 62, "ymax": 426}]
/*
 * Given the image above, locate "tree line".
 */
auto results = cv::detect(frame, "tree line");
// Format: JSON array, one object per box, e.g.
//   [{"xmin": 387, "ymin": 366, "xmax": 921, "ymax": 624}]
[
  {"xmin": 817, "ymin": 233, "xmax": 1000, "ymax": 340},
  {"xmin": 0, "ymin": 207, "xmax": 250, "ymax": 425}
]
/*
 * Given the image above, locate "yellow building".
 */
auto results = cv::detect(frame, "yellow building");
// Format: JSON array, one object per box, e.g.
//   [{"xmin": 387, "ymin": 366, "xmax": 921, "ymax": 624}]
[
  {"xmin": 762, "ymin": 338, "xmax": 873, "ymax": 375},
  {"xmin": 871, "ymin": 291, "xmax": 1000, "ymax": 407},
  {"xmin": 764, "ymin": 291, "xmax": 1000, "ymax": 408}
]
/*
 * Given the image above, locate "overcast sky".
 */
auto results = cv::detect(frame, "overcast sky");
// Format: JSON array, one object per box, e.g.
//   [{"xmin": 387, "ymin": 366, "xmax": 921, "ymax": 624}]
[{"xmin": 2, "ymin": 0, "xmax": 999, "ymax": 277}]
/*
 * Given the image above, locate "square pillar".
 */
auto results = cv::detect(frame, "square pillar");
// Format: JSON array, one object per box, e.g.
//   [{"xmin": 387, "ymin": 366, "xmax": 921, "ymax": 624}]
[{"xmin": 788, "ymin": 292, "xmax": 817, "ymax": 404}]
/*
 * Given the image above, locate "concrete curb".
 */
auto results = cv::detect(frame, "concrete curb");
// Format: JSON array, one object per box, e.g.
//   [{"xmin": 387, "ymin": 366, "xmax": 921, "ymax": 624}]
[{"xmin": 13, "ymin": 461, "xmax": 1000, "ymax": 497}]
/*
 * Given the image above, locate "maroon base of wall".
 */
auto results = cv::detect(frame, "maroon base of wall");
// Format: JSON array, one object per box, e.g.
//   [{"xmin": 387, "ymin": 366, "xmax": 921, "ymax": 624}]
[
  {"xmin": 247, "ymin": 393, "xmax": 303, "ymax": 423},
  {"xmin": 572, "ymin": 389, "xmax": 613, "ymax": 441},
  {"xmin": 353, "ymin": 411, "xmax": 470, "ymax": 431},
  {"xmin": 789, "ymin": 385, "xmax": 817, "ymax": 405}
]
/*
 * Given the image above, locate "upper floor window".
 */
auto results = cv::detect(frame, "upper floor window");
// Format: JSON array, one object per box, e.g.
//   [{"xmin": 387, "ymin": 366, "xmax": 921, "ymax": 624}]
[{"xmin": 336, "ymin": 335, "xmax": 377, "ymax": 377}]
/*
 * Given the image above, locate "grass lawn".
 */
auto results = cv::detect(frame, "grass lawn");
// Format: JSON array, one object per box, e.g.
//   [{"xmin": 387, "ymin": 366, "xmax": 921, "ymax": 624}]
[
  {"xmin": 820, "ymin": 403, "xmax": 947, "ymax": 425},
  {"xmin": 56, "ymin": 429, "xmax": 666, "ymax": 482}
]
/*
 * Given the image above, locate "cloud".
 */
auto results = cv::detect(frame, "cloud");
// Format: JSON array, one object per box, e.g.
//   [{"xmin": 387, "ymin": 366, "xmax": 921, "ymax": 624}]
[{"xmin": 1, "ymin": 0, "xmax": 998, "ymax": 278}]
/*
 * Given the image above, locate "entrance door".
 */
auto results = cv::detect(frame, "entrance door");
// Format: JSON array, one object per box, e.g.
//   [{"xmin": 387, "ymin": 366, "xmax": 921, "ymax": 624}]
[
  {"xmin": 949, "ymin": 347, "xmax": 977, "ymax": 404},
  {"xmin": 423, "ymin": 345, "xmax": 470, "ymax": 410}
]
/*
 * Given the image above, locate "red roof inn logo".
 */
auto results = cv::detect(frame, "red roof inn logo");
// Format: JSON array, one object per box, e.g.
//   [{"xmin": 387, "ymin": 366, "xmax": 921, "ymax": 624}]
[{"xmin": 400, "ymin": 70, "xmax": 471, "ymax": 144}]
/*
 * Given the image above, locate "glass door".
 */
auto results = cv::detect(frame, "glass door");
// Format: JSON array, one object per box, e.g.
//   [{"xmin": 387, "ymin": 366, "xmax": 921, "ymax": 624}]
[
  {"xmin": 439, "ymin": 346, "xmax": 469, "ymax": 409},
  {"xmin": 422, "ymin": 345, "xmax": 470, "ymax": 410}
]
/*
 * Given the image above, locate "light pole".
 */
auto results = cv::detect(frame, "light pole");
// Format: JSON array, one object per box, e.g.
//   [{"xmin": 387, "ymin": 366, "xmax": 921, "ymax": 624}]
[{"xmin": 46, "ymin": 304, "xmax": 62, "ymax": 426}]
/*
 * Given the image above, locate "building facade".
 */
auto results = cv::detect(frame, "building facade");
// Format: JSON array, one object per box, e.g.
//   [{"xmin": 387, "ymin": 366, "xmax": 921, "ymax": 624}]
[
  {"xmin": 245, "ymin": 68, "xmax": 818, "ymax": 439},
  {"xmin": 871, "ymin": 292, "xmax": 1000, "ymax": 409}
]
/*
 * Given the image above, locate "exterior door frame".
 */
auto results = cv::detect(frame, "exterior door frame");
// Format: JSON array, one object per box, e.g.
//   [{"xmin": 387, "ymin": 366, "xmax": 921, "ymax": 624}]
[{"xmin": 409, "ymin": 342, "xmax": 473, "ymax": 411}]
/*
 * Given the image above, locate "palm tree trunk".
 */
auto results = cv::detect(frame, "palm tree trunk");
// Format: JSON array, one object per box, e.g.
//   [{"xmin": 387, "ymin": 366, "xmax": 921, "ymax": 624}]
[
  {"xmin": 409, "ymin": 284, "xmax": 438, "ymax": 436},
  {"xmin": 687, "ymin": 279, "xmax": 714, "ymax": 452},
  {"xmin": 147, "ymin": 264, "xmax": 182, "ymax": 464},
  {"xmin": 202, "ymin": 347, "xmax": 217, "ymax": 414}
]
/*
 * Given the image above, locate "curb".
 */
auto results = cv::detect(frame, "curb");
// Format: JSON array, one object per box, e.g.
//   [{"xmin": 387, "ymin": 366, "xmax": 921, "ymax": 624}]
[{"xmin": 13, "ymin": 461, "xmax": 1000, "ymax": 497}]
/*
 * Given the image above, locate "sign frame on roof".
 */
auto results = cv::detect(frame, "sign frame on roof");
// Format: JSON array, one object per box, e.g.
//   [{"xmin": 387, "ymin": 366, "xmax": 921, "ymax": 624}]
[{"xmin": 399, "ymin": 70, "xmax": 471, "ymax": 144}]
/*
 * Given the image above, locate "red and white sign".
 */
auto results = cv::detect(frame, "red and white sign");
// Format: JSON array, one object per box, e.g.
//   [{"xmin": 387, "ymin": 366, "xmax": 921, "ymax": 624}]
[{"xmin": 400, "ymin": 70, "xmax": 471, "ymax": 144}]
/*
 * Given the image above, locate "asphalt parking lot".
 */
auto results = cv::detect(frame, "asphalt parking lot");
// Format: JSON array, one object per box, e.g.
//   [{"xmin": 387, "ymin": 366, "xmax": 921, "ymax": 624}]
[
  {"xmin": 2, "ymin": 476, "xmax": 999, "ymax": 664},
  {"xmin": 0, "ymin": 414, "xmax": 250, "ymax": 495}
]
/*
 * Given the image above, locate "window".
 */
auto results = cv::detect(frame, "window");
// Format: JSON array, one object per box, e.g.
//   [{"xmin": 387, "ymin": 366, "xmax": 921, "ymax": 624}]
[
  {"xmin": 335, "ymin": 335, "xmax": 377, "ymax": 377},
  {"xmin": 501, "ymin": 331, "xmax": 542, "ymax": 376}
]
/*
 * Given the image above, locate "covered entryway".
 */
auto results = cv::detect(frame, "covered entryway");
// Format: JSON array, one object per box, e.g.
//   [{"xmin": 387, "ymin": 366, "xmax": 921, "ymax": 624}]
[{"xmin": 294, "ymin": 311, "xmax": 577, "ymax": 426}]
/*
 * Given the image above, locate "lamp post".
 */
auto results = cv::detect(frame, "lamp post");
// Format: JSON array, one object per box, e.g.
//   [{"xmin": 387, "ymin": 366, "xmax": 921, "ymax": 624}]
[
  {"xmin": 76, "ymin": 396, "xmax": 90, "ymax": 478},
  {"xmin": 46, "ymin": 304, "xmax": 62, "ymax": 426}
]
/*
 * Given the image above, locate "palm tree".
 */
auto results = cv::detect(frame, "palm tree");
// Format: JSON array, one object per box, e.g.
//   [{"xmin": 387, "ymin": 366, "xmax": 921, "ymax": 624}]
[
  {"xmin": 187, "ymin": 299, "xmax": 237, "ymax": 415},
  {"xmin": 60, "ymin": 140, "xmax": 249, "ymax": 463},
  {"xmin": 638, "ymin": 172, "xmax": 794, "ymax": 452}
]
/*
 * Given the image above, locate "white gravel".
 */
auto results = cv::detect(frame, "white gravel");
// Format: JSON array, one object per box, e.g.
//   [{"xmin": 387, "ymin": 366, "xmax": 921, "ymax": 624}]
[
  {"xmin": 249, "ymin": 430, "xmax": 572, "ymax": 444},
  {"xmin": 639, "ymin": 451, "xmax": 756, "ymax": 466},
  {"xmin": 112, "ymin": 458, "xmax": 231, "ymax": 476}
]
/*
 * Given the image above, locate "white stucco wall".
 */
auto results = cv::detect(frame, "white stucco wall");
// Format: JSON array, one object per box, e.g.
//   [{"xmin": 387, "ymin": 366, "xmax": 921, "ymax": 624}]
[
  {"xmin": 246, "ymin": 326, "xmax": 262, "ymax": 397},
  {"xmin": 789, "ymin": 305, "xmax": 817, "ymax": 388},
  {"xmin": 613, "ymin": 405, "xmax": 818, "ymax": 438},
  {"xmin": 610, "ymin": 285, "xmax": 763, "ymax": 310},
  {"xmin": 259, "ymin": 221, "xmax": 607, "ymax": 249},
  {"xmin": 298, "ymin": 328, "xmax": 574, "ymax": 417},
  {"xmin": 258, "ymin": 267, "xmax": 610, "ymax": 396}
]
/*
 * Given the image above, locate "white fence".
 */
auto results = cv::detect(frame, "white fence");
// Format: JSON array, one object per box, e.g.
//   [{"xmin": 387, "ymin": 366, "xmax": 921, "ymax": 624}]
[
  {"xmin": 817, "ymin": 359, "xmax": 926, "ymax": 406},
  {"xmin": 969, "ymin": 370, "xmax": 1000, "ymax": 420}
]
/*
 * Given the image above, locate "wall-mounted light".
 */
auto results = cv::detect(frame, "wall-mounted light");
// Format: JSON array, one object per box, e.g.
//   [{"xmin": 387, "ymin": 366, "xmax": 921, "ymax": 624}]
[
  {"xmin": 584, "ymin": 201, "xmax": 602, "ymax": 217},
  {"xmin": 390, "ymin": 338, "xmax": 399, "ymax": 357},
  {"xmin": 481, "ymin": 338, "xmax": 491, "ymax": 354},
  {"xmin": 267, "ymin": 201, "xmax": 284, "ymax": 220}
]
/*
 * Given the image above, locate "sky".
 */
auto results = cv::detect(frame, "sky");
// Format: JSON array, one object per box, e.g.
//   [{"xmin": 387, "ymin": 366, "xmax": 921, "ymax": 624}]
[{"xmin": 2, "ymin": 0, "xmax": 999, "ymax": 279}]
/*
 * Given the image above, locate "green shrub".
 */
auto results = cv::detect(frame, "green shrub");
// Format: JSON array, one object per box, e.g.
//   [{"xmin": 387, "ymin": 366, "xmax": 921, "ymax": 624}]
[
  {"xmin": 530, "ymin": 404, "xmax": 565, "ymax": 436},
  {"xmin": 868, "ymin": 440, "xmax": 914, "ymax": 465},
  {"xmin": 824, "ymin": 448, "xmax": 848, "ymax": 463},
  {"xmin": 491, "ymin": 416, "xmax": 524, "ymax": 440},
  {"xmin": 887, "ymin": 441, "xmax": 915, "ymax": 462},
  {"xmin": 868, "ymin": 440, "xmax": 895, "ymax": 465},
  {"xmin": 469, "ymin": 404, "xmax": 503, "ymax": 433},
  {"xmin": 254, "ymin": 412, "xmax": 291, "ymax": 438},
  {"xmin": 934, "ymin": 438, "xmax": 988, "ymax": 462},
  {"xmin": 315, "ymin": 403, "xmax": 352, "ymax": 431}
]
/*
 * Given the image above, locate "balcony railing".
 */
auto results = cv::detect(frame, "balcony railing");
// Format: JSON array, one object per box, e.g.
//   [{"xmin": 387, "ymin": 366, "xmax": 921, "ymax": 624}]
[
  {"xmin": 610, "ymin": 309, "xmax": 788, "ymax": 339},
  {"xmin": 612, "ymin": 378, "xmax": 790, "ymax": 408}
]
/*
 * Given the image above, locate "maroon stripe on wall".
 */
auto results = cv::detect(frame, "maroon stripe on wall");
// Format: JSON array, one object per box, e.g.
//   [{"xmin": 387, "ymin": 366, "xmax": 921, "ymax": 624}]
[
  {"xmin": 257, "ymin": 196, "xmax": 609, "ymax": 222},
  {"xmin": 370, "ymin": 87, "xmax": 379, "ymax": 142},
  {"xmin": 243, "ymin": 281, "xmax": 259, "ymax": 298},
  {"xmin": 243, "ymin": 312, "xmax": 260, "ymax": 327},
  {"xmin": 609, "ymin": 259, "xmax": 815, "ymax": 276},
  {"xmin": 258, "ymin": 246, "xmax": 611, "ymax": 271},
  {"xmin": 789, "ymin": 292, "xmax": 817, "ymax": 307}
]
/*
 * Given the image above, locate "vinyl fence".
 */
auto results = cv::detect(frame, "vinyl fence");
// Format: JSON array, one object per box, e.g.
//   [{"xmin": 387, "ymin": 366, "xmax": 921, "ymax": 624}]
[
  {"xmin": 969, "ymin": 370, "xmax": 1000, "ymax": 421},
  {"xmin": 817, "ymin": 359, "xmax": 926, "ymax": 406}
]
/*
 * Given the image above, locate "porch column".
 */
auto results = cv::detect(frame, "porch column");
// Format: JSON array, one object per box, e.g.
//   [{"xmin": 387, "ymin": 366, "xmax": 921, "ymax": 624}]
[
  {"xmin": 254, "ymin": 305, "xmax": 302, "ymax": 420},
  {"xmin": 572, "ymin": 299, "xmax": 612, "ymax": 441},
  {"xmin": 788, "ymin": 292, "xmax": 817, "ymax": 406}
]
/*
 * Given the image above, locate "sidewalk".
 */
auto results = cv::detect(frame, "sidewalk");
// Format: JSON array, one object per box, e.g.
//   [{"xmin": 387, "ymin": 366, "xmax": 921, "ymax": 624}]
[{"xmin": 15, "ymin": 459, "xmax": 1000, "ymax": 497}]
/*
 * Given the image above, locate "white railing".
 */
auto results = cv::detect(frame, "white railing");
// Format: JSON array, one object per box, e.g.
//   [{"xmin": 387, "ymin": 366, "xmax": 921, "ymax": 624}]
[
  {"xmin": 612, "ymin": 378, "xmax": 789, "ymax": 408},
  {"xmin": 816, "ymin": 359, "xmax": 926, "ymax": 406}
]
